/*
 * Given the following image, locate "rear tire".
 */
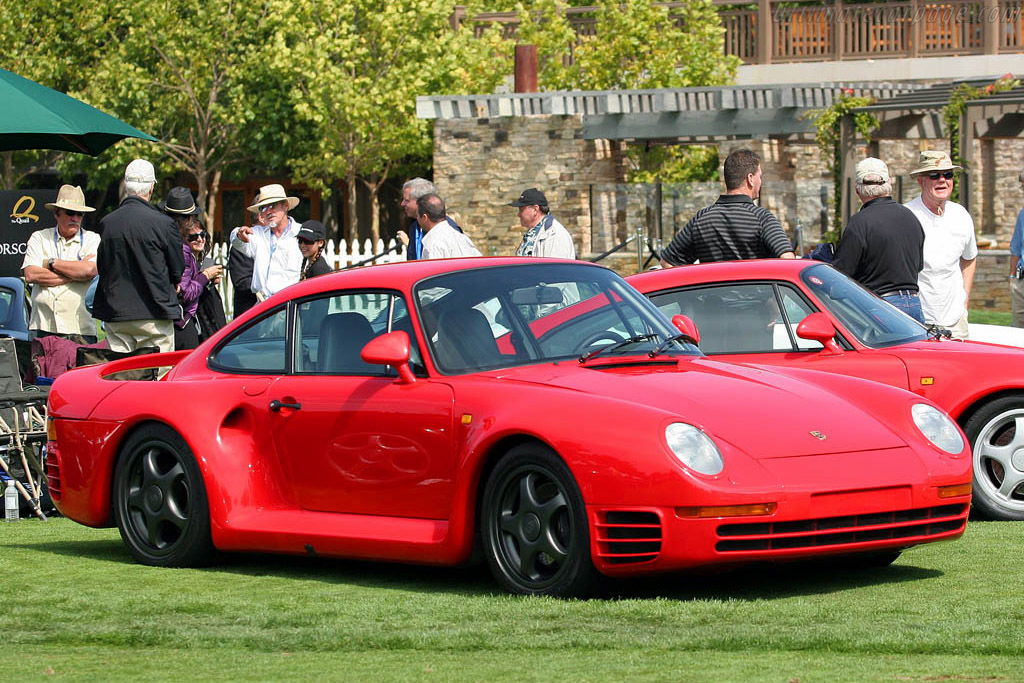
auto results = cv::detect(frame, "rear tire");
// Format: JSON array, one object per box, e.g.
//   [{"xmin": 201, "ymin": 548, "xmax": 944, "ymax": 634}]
[
  {"xmin": 962, "ymin": 397, "xmax": 1024, "ymax": 521},
  {"xmin": 481, "ymin": 444, "xmax": 599, "ymax": 597},
  {"xmin": 113, "ymin": 424, "xmax": 214, "ymax": 566}
]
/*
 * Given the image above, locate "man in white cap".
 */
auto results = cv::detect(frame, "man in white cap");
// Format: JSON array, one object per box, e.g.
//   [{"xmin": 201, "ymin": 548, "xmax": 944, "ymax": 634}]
[
  {"xmin": 21, "ymin": 185, "xmax": 102, "ymax": 343},
  {"xmin": 92, "ymin": 159, "xmax": 184, "ymax": 353},
  {"xmin": 230, "ymin": 183, "xmax": 303, "ymax": 300},
  {"xmin": 904, "ymin": 150, "xmax": 978, "ymax": 339},
  {"xmin": 833, "ymin": 157, "xmax": 925, "ymax": 322}
]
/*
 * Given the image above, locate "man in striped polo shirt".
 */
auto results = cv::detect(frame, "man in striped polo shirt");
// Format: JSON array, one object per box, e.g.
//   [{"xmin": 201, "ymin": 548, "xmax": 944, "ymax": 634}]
[{"xmin": 660, "ymin": 149, "xmax": 795, "ymax": 266}]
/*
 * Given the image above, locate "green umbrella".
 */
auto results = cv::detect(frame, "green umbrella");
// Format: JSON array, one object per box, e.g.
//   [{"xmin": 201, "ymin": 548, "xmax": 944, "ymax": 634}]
[{"xmin": 0, "ymin": 67, "xmax": 157, "ymax": 156}]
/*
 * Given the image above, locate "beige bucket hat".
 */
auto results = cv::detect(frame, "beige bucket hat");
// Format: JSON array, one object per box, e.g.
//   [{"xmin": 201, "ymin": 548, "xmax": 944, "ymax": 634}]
[
  {"xmin": 910, "ymin": 150, "xmax": 962, "ymax": 176},
  {"xmin": 44, "ymin": 184, "xmax": 95, "ymax": 213},
  {"xmin": 247, "ymin": 183, "xmax": 300, "ymax": 212}
]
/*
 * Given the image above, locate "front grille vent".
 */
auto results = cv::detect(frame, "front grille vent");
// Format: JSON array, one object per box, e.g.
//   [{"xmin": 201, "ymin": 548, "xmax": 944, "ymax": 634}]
[
  {"xmin": 595, "ymin": 510, "xmax": 662, "ymax": 565},
  {"xmin": 716, "ymin": 504, "xmax": 967, "ymax": 552}
]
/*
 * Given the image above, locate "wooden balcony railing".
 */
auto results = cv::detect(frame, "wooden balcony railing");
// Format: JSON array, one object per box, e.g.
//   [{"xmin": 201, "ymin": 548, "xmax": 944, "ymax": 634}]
[{"xmin": 452, "ymin": 0, "xmax": 1024, "ymax": 65}]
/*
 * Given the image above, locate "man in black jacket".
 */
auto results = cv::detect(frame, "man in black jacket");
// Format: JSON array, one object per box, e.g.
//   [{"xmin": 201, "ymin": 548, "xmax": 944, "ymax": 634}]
[
  {"xmin": 92, "ymin": 159, "xmax": 184, "ymax": 353},
  {"xmin": 832, "ymin": 157, "xmax": 925, "ymax": 323}
]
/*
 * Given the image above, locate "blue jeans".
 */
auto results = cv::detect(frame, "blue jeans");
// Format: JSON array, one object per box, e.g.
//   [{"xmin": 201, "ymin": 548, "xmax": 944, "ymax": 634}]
[{"xmin": 883, "ymin": 293, "xmax": 925, "ymax": 324}]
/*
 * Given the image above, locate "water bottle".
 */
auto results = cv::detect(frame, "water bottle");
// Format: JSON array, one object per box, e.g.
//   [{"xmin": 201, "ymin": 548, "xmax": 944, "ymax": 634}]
[{"xmin": 4, "ymin": 478, "xmax": 18, "ymax": 522}]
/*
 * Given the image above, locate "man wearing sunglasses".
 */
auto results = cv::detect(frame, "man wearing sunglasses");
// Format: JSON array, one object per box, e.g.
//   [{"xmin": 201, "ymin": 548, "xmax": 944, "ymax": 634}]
[
  {"xmin": 21, "ymin": 184, "xmax": 102, "ymax": 344},
  {"xmin": 230, "ymin": 184, "xmax": 303, "ymax": 300},
  {"xmin": 905, "ymin": 150, "xmax": 978, "ymax": 339}
]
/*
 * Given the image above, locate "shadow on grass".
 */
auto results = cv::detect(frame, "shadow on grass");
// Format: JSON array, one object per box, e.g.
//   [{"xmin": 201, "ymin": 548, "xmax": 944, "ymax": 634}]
[{"xmin": 20, "ymin": 537, "xmax": 942, "ymax": 602}]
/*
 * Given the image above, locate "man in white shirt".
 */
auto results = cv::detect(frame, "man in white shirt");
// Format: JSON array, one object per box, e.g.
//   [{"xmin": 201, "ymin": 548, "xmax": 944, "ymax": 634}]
[
  {"xmin": 903, "ymin": 150, "xmax": 978, "ymax": 340},
  {"xmin": 21, "ymin": 185, "xmax": 101, "ymax": 344},
  {"xmin": 418, "ymin": 193, "xmax": 481, "ymax": 259},
  {"xmin": 230, "ymin": 184, "xmax": 303, "ymax": 300}
]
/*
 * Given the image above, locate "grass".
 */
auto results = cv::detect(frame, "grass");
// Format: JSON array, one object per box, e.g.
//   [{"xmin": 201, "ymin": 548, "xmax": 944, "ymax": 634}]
[
  {"xmin": 970, "ymin": 308, "xmax": 1012, "ymax": 326},
  {"xmin": 3, "ymin": 518, "xmax": 1024, "ymax": 681}
]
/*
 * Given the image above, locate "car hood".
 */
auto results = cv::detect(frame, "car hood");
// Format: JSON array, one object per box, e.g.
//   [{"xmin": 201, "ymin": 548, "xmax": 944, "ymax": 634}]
[{"xmin": 489, "ymin": 358, "xmax": 908, "ymax": 458}]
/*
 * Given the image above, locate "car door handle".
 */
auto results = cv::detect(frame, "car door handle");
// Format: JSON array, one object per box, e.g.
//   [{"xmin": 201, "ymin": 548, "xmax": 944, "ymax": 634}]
[{"xmin": 269, "ymin": 399, "xmax": 302, "ymax": 412}]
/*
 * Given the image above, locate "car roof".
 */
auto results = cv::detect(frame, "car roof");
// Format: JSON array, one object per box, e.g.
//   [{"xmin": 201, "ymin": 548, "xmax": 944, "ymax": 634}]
[{"xmin": 627, "ymin": 259, "xmax": 817, "ymax": 291}]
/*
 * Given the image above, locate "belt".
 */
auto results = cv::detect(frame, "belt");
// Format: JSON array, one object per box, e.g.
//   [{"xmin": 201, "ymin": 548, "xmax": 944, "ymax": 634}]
[{"xmin": 880, "ymin": 289, "xmax": 918, "ymax": 297}]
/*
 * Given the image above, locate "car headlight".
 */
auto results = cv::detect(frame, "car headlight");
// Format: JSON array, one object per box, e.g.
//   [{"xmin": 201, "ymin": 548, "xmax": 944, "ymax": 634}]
[
  {"xmin": 911, "ymin": 403, "xmax": 964, "ymax": 454},
  {"xmin": 665, "ymin": 422, "xmax": 723, "ymax": 475}
]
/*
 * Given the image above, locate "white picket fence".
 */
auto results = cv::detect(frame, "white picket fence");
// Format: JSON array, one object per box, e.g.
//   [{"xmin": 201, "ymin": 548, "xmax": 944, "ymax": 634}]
[{"xmin": 208, "ymin": 238, "xmax": 406, "ymax": 320}]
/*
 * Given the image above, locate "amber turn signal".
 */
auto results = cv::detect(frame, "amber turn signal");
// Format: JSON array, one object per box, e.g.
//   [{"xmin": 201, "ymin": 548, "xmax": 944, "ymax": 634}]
[
  {"xmin": 937, "ymin": 483, "xmax": 972, "ymax": 498},
  {"xmin": 676, "ymin": 502, "xmax": 777, "ymax": 518}
]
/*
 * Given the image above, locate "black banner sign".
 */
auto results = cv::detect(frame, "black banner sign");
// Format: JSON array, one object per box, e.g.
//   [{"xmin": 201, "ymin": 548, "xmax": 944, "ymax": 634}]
[{"xmin": 0, "ymin": 189, "xmax": 58, "ymax": 278}]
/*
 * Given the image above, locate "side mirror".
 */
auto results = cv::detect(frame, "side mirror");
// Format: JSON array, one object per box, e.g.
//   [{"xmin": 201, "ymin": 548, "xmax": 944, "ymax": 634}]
[
  {"xmin": 361, "ymin": 331, "xmax": 416, "ymax": 384},
  {"xmin": 671, "ymin": 314, "xmax": 700, "ymax": 345},
  {"xmin": 796, "ymin": 312, "xmax": 843, "ymax": 356}
]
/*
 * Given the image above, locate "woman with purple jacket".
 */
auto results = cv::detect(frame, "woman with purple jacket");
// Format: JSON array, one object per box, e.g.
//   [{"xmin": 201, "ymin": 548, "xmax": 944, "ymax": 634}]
[{"xmin": 161, "ymin": 187, "xmax": 223, "ymax": 350}]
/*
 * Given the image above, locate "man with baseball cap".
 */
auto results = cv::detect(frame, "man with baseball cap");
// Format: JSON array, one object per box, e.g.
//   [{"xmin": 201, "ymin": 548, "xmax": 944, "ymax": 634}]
[
  {"xmin": 21, "ymin": 185, "xmax": 102, "ymax": 344},
  {"xmin": 904, "ymin": 150, "xmax": 977, "ymax": 339},
  {"xmin": 1008, "ymin": 169, "xmax": 1024, "ymax": 328},
  {"xmin": 833, "ymin": 157, "xmax": 925, "ymax": 322},
  {"xmin": 92, "ymin": 159, "xmax": 184, "ymax": 353},
  {"xmin": 230, "ymin": 183, "xmax": 303, "ymax": 299},
  {"xmin": 509, "ymin": 188, "xmax": 575, "ymax": 259}
]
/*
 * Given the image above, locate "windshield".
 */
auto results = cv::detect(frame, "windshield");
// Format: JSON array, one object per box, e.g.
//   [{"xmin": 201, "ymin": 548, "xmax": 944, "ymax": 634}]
[
  {"xmin": 801, "ymin": 264, "xmax": 927, "ymax": 348},
  {"xmin": 415, "ymin": 263, "xmax": 700, "ymax": 374}
]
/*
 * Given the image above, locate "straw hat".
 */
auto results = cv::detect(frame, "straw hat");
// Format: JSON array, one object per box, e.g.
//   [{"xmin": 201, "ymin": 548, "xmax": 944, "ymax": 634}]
[
  {"xmin": 909, "ymin": 150, "xmax": 962, "ymax": 177},
  {"xmin": 247, "ymin": 184, "xmax": 299, "ymax": 212},
  {"xmin": 45, "ymin": 185, "xmax": 95, "ymax": 213}
]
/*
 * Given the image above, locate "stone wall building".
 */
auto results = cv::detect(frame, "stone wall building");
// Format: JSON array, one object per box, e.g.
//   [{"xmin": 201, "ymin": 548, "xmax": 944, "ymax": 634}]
[{"xmin": 420, "ymin": 86, "xmax": 1024, "ymax": 310}]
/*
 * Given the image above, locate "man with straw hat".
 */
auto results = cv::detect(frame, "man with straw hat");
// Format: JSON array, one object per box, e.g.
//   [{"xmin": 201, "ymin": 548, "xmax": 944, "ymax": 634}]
[
  {"xmin": 904, "ymin": 150, "xmax": 978, "ymax": 340},
  {"xmin": 229, "ymin": 183, "xmax": 303, "ymax": 300},
  {"xmin": 21, "ymin": 184, "xmax": 101, "ymax": 344}
]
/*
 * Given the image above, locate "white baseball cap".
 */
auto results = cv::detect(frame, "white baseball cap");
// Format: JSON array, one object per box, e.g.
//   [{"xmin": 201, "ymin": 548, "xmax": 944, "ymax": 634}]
[{"xmin": 124, "ymin": 158, "xmax": 156, "ymax": 183}]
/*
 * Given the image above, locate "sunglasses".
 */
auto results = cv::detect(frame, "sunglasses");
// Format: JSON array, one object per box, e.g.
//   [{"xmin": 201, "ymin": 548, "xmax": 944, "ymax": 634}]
[
  {"xmin": 62, "ymin": 210, "xmax": 84, "ymax": 217},
  {"xmin": 186, "ymin": 231, "xmax": 208, "ymax": 242},
  {"xmin": 927, "ymin": 171, "xmax": 955, "ymax": 180},
  {"xmin": 259, "ymin": 201, "xmax": 283, "ymax": 214},
  {"xmin": 297, "ymin": 237, "xmax": 318, "ymax": 245}
]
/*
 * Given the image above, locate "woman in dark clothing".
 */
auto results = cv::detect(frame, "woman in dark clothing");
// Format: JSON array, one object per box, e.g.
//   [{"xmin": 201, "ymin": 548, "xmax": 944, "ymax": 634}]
[
  {"xmin": 190, "ymin": 222, "xmax": 228, "ymax": 344},
  {"xmin": 298, "ymin": 220, "xmax": 331, "ymax": 280},
  {"xmin": 161, "ymin": 187, "xmax": 222, "ymax": 350}
]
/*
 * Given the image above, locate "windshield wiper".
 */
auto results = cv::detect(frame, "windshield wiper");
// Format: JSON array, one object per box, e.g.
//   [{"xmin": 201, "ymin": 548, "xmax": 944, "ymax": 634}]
[
  {"xmin": 647, "ymin": 333, "xmax": 699, "ymax": 358},
  {"xmin": 579, "ymin": 333, "xmax": 661, "ymax": 363}
]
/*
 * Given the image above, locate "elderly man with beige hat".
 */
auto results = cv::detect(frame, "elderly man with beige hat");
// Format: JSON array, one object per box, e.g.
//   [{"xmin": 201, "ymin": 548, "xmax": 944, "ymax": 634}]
[
  {"xmin": 230, "ymin": 183, "xmax": 303, "ymax": 300},
  {"xmin": 21, "ymin": 185, "xmax": 102, "ymax": 344},
  {"xmin": 904, "ymin": 150, "xmax": 978, "ymax": 339},
  {"xmin": 833, "ymin": 157, "xmax": 925, "ymax": 322}
]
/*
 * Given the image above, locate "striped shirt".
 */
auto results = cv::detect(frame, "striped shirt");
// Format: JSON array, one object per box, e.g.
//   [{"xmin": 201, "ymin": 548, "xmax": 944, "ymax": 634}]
[{"xmin": 661, "ymin": 194, "xmax": 792, "ymax": 265}]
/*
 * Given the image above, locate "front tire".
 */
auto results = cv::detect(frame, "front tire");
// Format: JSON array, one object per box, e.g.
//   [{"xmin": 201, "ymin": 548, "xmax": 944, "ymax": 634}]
[
  {"xmin": 481, "ymin": 444, "xmax": 599, "ymax": 597},
  {"xmin": 113, "ymin": 424, "xmax": 214, "ymax": 566},
  {"xmin": 963, "ymin": 396, "xmax": 1024, "ymax": 520}
]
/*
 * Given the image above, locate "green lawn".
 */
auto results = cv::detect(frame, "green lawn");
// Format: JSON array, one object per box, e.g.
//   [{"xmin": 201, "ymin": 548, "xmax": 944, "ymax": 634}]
[
  {"xmin": 3, "ymin": 518, "xmax": 1023, "ymax": 681},
  {"xmin": 970, "ymin": 308, "xmax": 1012, "ymax": 326}
]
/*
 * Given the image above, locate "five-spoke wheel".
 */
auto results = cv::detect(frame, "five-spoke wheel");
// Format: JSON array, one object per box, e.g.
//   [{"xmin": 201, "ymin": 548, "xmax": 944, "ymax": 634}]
[
  {"xmin": 481, "ymin": 444, "xmax": 598, "ymax": 597},
  {"xmin": 113, "ymin": 424, "xmax": 213, "ymax": 566},
  {"xmin": 963, "ymin": 397, "xmax": 1024, "ymax": 520}
]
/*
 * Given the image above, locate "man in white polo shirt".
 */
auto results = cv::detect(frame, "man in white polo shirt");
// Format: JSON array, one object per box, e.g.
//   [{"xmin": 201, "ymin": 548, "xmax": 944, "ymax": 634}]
[
  {"xmin": 21, "ymin": 185, "xmax": 101, "ymax": 344},
  {"xmin": 904, "ymin": 150, "xmax": 978, "ymax": 340}
]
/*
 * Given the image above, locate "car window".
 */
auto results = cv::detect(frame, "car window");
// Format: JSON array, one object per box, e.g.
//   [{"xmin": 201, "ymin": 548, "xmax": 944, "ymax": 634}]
[
  {"xmin": 651, "ymin": 284, "xmax": 786, "ymax": 354},
  {"xmin": 294, "ymin": 291, "xmax": 423, "ymax": 375},
  {"xmin": 211, "ymin": 306, "xmax": 288, "ymax": 373},
  {"xmin": 801, "ymin": 264, "xmax": 926, "ymax": 348},
  {"xmin": 416, "ymin": 263, "xmax": 698, "ymax": 374}
]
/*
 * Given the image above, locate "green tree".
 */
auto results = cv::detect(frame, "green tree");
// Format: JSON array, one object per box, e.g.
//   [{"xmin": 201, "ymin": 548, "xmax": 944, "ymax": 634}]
[{"xmin": 270, "ymin": 0, "xmax": 508, "ymax": 242}]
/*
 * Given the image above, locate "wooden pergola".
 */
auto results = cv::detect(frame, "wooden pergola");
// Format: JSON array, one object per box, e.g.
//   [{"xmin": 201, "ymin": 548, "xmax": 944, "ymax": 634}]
[{"xmin": 844, "ymin": 77, "xmax": 1024, "ymax": 225}]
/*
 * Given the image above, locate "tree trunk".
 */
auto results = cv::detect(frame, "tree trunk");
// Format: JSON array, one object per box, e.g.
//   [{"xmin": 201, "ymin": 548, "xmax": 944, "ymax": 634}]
[{"xmin": 346, "ymin": 171, "xmax": 358, "ymax": 246}]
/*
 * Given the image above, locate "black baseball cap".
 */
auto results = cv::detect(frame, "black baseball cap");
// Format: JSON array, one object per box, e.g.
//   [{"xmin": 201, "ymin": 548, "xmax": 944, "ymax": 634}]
[
  {"xmin": 508, "ymin": 188, "xmax": 547, "ymax": 207},
  {"xmin": 297, "ymin": 220, "xmax": 326, "ymax": 242}
]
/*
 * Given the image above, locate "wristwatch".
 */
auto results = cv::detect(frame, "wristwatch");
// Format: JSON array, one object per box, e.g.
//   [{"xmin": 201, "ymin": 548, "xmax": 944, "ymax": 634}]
[{"xmin": 47, "ymin": 258, "xmax": 55, "ymax": 271}]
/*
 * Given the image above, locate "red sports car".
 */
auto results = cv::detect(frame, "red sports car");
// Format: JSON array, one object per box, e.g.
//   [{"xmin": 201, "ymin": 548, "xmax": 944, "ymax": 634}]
[
  {"xmin": 629, "ymin": 259, "xmax": 1024, "ymax": 521},
  {"xmin": 47, "ymin": 258, "xmax": 971, "ymax": 596}
]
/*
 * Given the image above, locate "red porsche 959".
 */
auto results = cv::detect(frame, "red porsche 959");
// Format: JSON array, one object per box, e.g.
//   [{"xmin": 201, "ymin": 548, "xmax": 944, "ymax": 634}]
[
  {"xmin": 629, "ymin": 259, "xmax": 1024, "ymax": 521},
  {"xmin": 47, "ymin": 258, "xmax": 971, "ymax": 596}
]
